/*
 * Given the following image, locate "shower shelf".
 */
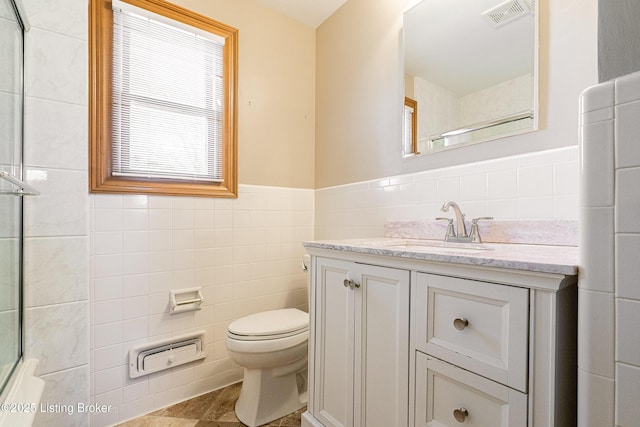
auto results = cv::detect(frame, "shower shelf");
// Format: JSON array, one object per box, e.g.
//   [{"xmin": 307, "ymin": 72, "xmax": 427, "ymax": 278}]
[{"xmin": 0, "ymin": 170, "xmax": 39, "ymax": 196}]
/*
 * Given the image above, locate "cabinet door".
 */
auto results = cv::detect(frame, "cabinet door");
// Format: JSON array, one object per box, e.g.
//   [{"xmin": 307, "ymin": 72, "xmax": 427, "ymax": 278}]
[
  {"xmin": 415, "ymin": 352, "xmax": 527, "ymax": 427},
  {"xmin": 313, "ymin": 257, "xmax": 356, "ymax": 427},
  {"xmin": 311, "ymin": 258, "xmax": 410, "ymax": 427},
  {"xmin": 355, "ymin": 263, "xmax": 410, "ymax": 427}
]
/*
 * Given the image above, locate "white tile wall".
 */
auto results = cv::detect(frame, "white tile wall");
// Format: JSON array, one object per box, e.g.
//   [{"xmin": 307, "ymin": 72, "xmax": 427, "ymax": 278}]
[
  {"xmin": 615, "ymin": 234, "xmax": 640, "ymax": 300},
  {"xmin": 615, "ymin": 363, "xmax": 640, "ymax": 427},
  {"xmin": 579, "ymin": 70, "xmax": 640, "ymax": 427},
  {"xmin": 579, "ymin": 207, "xmax": 614, "ymax": 293},
  {"xmin": 20, "ymin": 0, "xmax": 90, "ymax": 426},
  {"xmin": 615, "ymin": 167, "xmax": 640, "ymax": 233},
  {"xmin": 615, "ymin": 299, "xmax": 640, "ymax": 367},
  {"xmin": 578, "ymin": 288, "xmax": 614, "ymax": 378},
  {"xmin": 37, "ymin": 365, "xmax": 90, "ymax": 427},
  {"xmin": 577, "ymin": 368, "xmax": 615, "ymax": 427},
  {"xmin": 315, "ymin": 146, "xmax": 579, "ymax": 240},
  {"xmin": 89, "ymin": 185, "xmax": 313, "ymax": 426}
]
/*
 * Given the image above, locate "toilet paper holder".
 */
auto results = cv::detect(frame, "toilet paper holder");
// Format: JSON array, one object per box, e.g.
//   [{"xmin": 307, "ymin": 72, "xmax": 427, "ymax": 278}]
[{"xmin": 170, "ymin": 287, "xmax": 204, "ymax": 314}]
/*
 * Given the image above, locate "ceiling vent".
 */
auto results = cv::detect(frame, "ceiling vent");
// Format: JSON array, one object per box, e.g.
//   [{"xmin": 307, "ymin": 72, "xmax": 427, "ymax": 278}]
[{"xmin": 482, "ymin": 0, "xmax": 534, "ymax": 28}]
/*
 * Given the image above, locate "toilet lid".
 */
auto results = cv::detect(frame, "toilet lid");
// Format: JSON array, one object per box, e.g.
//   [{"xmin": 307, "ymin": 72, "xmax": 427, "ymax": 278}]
[{"xmin": 228, "ymin": 308, "xmax": 308, "ymax": 338}]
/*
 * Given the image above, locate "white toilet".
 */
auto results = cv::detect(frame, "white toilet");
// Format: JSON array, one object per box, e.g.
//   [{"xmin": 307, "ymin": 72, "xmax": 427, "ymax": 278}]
[{"xmin": 226, "ymin": 307, "xmax": 309, "ymax": 427}]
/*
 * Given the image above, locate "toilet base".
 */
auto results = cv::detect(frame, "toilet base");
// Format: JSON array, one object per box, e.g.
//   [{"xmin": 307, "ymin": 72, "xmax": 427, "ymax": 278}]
[{"xmin": 235, "ymin": 361, "xmax": 307, "ymax": 427}]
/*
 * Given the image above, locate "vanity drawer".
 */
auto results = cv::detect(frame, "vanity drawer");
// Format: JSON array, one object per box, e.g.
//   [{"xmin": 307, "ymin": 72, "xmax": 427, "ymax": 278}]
[
  {"xmin": 415, "ymin": 352, "xmax": 527, "ymax": 427},
  {"xmin": 415, "ymin": 273, "xmax": 529, "ymax": 392}
]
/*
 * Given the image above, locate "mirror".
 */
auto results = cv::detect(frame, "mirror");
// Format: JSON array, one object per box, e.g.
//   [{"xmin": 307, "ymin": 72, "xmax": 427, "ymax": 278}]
[{"xmin": 403, "ymin": 0, "xmax": 537, "ymax": 156}]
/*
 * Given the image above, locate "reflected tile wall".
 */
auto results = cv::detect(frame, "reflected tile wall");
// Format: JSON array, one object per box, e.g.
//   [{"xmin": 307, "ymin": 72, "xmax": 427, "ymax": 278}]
[
  {"xmin": 20, "ymin": 0, "xmax": 90, "ymax": 425},
  {"xmin": 89, "ymin": 185, "xmax": 314, "ymax": 426},
  {"xmin": 315, "ymin": 146, "xmax": 579, "ymax": 240}
]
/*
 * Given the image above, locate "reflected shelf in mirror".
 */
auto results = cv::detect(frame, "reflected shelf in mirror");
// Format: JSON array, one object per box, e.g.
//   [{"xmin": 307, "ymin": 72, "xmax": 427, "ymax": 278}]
[{"xmin": 427, "ymin": 110, "xmax": 533, "ymax": 153}]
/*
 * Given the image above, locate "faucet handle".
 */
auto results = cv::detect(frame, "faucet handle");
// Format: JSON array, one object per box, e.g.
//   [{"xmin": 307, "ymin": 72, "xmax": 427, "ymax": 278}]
[
  {"xmin": 470, "ymin": 217, "xmax": 493, "ymax": 243},
  {"xmin": 436, "ymin": 217, "xmax": 456, "ymax": 239},
  {"xmin": 471, "ymin": 216, "xmax": 493, "ymax": 224}
]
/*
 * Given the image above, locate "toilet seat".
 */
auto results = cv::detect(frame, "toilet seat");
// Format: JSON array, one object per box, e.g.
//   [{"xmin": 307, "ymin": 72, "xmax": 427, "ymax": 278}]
[
  {"xmin": 226, "ymin": 329, "xmax": 308, "ymax": 354},
  {"xmin": 227, "ymin": 308, "xmax": 308, "ymax": 341}
]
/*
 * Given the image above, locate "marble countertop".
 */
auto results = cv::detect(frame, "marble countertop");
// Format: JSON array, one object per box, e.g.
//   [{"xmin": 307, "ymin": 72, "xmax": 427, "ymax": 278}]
[{"xmin": 303, "ymin": 238, "xmax": 578, "ymax": 276}]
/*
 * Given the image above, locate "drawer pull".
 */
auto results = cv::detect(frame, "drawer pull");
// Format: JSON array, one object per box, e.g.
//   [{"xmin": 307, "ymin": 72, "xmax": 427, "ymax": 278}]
[
  {"xmin": 453, "ymin": 407, "xmax": 469, "ymax": 422},
  {"xmin": 453, "ymin": 317, "xmax": 469, "ymax": 330},
  {"xmin": 343, "ymin": 279, "xmax": 350, "ymax": 288}
]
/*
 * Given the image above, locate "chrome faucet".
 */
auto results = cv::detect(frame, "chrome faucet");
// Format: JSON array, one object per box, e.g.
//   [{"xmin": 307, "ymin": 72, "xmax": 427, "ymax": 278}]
[
  {"xmin": 438, "ymin": 201, "xmax": 493, "ymax": 243},
  {"xmin": 440, "ymin": 201, "xmax": 468, "ymax": 239}
]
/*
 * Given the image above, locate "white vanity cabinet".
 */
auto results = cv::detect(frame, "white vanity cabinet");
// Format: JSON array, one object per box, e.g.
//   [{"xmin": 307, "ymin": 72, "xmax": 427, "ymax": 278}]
[
  {"xmin": 302, "ymin": 242, "xmax": 578, "ymax": 427},
  {"xmin": 411, "ymin": 268, "xmax": 577, "ymax": 427},
  {"xmin": 306, "ymin": 256, "xmax": 410, "ymax": 427}
]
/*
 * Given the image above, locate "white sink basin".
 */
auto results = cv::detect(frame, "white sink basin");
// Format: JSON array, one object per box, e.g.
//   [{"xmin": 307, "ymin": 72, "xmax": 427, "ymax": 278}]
[{"xmin": 383, "ymin": 239, "xmax": 493, "ymax": 252}]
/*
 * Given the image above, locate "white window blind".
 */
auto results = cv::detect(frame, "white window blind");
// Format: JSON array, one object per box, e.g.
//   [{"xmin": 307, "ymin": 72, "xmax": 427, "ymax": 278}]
[{"xmin": 112, "ymin": 2, "xmax": 225, "ymax": 182}]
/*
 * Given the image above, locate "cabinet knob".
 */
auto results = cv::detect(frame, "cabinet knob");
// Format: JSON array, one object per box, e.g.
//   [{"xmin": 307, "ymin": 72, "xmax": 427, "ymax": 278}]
[
  {"xmin": 453, "ymin": 317, "xmax": 469, "ymax": 330},
  {"xmin": 343, "ymin": 279, "xmax": 361, "ymax": 289},
  {"xmin": 453, "ymin": 407, "xmax": 469, "ymax": 422}
]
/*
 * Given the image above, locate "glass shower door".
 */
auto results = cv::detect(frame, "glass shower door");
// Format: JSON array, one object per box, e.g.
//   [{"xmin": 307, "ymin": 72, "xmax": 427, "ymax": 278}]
[
  {"xmin": 0, "ymin": 0, "xmax": 30, "ymax": 396},
  {"xmin": 0, "ymin": 185, "xmax": 21, "ymax": 396}
]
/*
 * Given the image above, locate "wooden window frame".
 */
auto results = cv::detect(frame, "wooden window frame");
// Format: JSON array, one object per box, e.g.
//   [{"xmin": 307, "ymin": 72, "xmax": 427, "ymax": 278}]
[
  {"xmin": 89, "ymin": 0, "xmax": 238, "ymax": 197},
  {"xmin": 404, "ymin": 96, "xmax": 418, "ymax": 155}
]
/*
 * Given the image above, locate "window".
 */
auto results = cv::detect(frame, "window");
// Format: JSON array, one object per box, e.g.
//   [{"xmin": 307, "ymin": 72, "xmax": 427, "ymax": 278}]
[{"xmin": 89, "ymin": 0, "xmax": 238, "ymax": 197}]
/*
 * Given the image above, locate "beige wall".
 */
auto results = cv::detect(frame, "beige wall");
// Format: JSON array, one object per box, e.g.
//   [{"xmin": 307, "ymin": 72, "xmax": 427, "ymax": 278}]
[
  {"xmin": 315, "ymin": 0, "xmax": 598, "ymax": 188},
  {"xmin": 170, "ymin": 0, "xmax": 316, "ymax": 189}
]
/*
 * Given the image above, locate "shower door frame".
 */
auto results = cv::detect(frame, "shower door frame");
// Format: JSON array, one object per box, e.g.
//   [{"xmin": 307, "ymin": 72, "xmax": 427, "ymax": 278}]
[{"xmin": 0, "ymin": 0, "xmax": 31, "ymax": 400}]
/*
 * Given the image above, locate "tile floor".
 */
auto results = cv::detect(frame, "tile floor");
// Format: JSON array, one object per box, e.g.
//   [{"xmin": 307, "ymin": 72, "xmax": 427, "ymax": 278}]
[{"xmin": 116, "ymin": 382, "xmax": 305, "ymax": 427}]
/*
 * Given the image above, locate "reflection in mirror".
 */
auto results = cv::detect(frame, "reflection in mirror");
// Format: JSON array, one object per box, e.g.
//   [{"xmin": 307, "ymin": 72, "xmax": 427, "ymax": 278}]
[
  {"xmin": 403, "ymin": 97, "xmax": 418, "ymax": 155},
  {"xmin": 403, "ymin": 0, "xmax": 537, "ymax": 156}
]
